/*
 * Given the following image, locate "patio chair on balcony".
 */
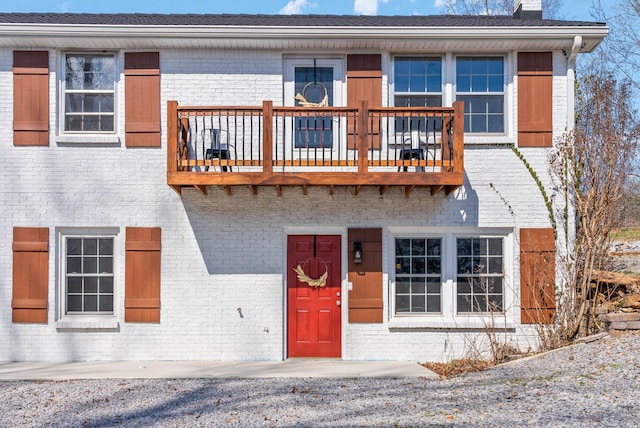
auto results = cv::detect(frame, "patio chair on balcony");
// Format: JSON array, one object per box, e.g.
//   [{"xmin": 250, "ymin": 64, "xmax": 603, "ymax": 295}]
[
  {"xmin": 398, "ymin": 137, "xmax": 425, "ymax": 172},
  {"xmin": 203, "ymin": 128, "xmax": 232, "ymax": 172}
]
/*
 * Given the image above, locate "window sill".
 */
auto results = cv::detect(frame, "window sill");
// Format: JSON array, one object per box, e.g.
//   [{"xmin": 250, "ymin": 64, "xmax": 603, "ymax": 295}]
[
  {"xmin": 55, "ymin": 317, "xmax": 120, "ymax": 331},
  {"xmin": 388, "ymin": 317, "xmax": 516, "ymax": 330},
  {"xmin": 463, "ymin": 135, "xmax": 513, "ymax": 145},
  {"xmin": 56, "ymin": 134, "xmax": 121, "ymax": 145}
]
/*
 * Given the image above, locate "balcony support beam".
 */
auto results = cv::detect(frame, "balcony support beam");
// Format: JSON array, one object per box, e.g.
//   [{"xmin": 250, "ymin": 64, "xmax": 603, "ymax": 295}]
[
  {"xmin": 430, "ymin": 185, "xmax": 444, "ymax": 196},
  {"xmin": 404, "ymin": 185, "xmax": 416, "ymax": 197}
]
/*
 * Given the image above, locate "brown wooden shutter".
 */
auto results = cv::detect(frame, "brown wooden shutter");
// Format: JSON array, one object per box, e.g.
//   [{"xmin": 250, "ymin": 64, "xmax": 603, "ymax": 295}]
[
  {"xmin": 12, "ymin": 227, "xmax": 49, "ymax": 323},
  {"xmin": 125, "ymin": 227, "xmax": 161, "ymax": 322},
  {"xmin": 348, "ymin": 228, "xmax": 383, "ymax": 323},
  {"xmin": 347, "ymin": 54, "xmax": 382, "ymax": 150},
  {"xmin": 13, "ymin": 51, "xmax": 49, "ymax": 146},
  {"xmin": 124, "ymin": 52, "xmax": 160, "ymax": 147},
  {"xmin": 520, "ymin": 228, "xmax": 556, "ymax": 324},
  {"xmin": 518, "ymin": 52, "xmax": 552, "ymax": 147}
]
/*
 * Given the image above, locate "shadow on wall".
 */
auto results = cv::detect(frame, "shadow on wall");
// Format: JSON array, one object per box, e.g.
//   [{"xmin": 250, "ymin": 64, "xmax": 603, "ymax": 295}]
[
  {"xmin": 449, "ymin": 172, "xmax": 479, "ymax": 226},
  {"xmin": 180, "ymin": 180, "xmax": 479, "ymax": 276},
  {"xmin": 181, "ymin": 189, "xmax": 289, "ymax": 276}
]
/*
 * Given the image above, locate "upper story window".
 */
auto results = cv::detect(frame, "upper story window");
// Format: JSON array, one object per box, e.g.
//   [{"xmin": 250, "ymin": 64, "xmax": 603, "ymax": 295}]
[
  {"xmin": 455, "ymin": 57, "xmax": 505, "ymax": 133},
  {"xmin": 393, "ymin": 57, "xmax": 442, "ymax": 134},
  {"xmin": 63, "ymin": 53, "xmax": 115, "ymax": 133},
  {"xmin": 394, "ymin": 57, "xmax": 442, "ymax": 107}
]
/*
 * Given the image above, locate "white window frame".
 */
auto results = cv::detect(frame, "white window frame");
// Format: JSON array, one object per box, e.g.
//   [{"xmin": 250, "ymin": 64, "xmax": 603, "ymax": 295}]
[
  {"xmin": 390, "ymin": 56, "xmax": 445, "ymax": 148},
  {"xmin": 389, "ymin": 53, "xmax": 514, "ymax": 145},
  {"xmin": 392, "ymin": 56, "xmax": 444, "ymax": 108},
  {"xmin": 454, "ymin": 55, "xmax": 507, "ymax": 135},
  {"xmin": 57, "ymin": 51, "xmax": 120, "ymax": 144},
  {"xmin": 55, "ymin": 227, "xmax": 120, "ymax": 330},
  {"xmin": 387, "ymin": 228, "xmax": 515, "ymax": 330},
  {"xmin": 393, "ymin": 236, "xmax": 445, "ymax": 314},
  {"xmin": 455, "ymin": 235, "xmax": 506, "ymax": 314}
]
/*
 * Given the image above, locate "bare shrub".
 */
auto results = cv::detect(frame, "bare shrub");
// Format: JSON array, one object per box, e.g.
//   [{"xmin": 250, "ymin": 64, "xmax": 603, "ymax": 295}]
[{"xmin": 549, "ymin": 73, "xmax": 640, "ymax": 340}]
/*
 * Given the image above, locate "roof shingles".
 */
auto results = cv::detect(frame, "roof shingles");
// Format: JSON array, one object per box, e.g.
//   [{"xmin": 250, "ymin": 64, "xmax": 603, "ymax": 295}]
[{"xmin": 0, "ymin": 13, "xmax": 605, "ymax": 27}]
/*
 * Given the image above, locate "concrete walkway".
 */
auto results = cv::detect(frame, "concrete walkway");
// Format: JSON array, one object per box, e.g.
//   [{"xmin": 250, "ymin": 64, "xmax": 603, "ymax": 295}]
[{"xmin": 0, "ymin": 359, "xmax": 438, "ymax": 381}]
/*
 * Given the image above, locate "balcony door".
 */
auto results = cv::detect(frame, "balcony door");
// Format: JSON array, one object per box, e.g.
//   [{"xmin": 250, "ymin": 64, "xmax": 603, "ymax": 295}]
[{"xmin": 283, "ymin": 59, "xmax": 344, "ymax": 162}]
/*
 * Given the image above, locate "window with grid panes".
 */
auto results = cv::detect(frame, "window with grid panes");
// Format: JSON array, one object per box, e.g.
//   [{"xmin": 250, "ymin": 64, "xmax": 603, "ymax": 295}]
[
  {"xmin": 456, "ymin": 237, "xmax": 504, "ymax": 313},
  {"xmin": 394, "ymin": 57, "xmax": 443, "ymax": 134},
  {"xmin": 456, "ymin": 57, "xmax": 504, "ymax": 133},
  {"xmin": 65, "ymin": 237, "xmax": 114, "ymax": 314},
  {"xmin": 395, "ymin": 238, "xmax": 442, "ymax": 313}
]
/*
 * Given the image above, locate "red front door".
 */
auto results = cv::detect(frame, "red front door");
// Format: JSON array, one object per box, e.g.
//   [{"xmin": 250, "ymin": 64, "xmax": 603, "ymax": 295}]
[{"xmin": 287, "ymin": 235, "xmax": 342, "ymax": 358}]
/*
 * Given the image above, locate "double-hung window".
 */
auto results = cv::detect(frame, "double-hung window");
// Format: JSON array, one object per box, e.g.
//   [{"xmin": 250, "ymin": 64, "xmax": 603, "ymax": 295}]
[
  {"xmin": 395, "ymin": 238, "xmax": 442, "ymax": 313},
  {"xmin": 456, "ymin": 237, "xmax": 504, "ymax": 313},
  {"xmin": 63, "ymin": 53, "xmax": 115, "ymax": 133},
  {"xmin": 394, "ymin": 57, "xmax": 442, "ymax": 108},
  {"xmin": 456, "ymin": 57, "xmax": 505, "ymax": 133},
  {"xmin": 64, "ymin": 236, "xmax": 114, "ymax": 314},
  {"xmin": 393, "ymin": 57, "xmax": 443, "ymax": 134}
]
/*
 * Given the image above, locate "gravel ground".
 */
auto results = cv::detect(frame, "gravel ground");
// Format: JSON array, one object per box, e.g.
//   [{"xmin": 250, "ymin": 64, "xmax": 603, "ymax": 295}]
[
  {"xmin": 1, "ymin": 332, "xmax": 639, "ymax": 427},
  {"xmin": 609, "ymin": 241, "xmax": 640, "ymax": 276}
]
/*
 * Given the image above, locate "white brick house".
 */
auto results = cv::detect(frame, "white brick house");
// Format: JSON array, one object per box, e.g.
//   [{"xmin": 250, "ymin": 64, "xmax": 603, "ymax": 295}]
[{"xmin": 0, "ymin": 2, "xmax": 607, "ymax": 362}]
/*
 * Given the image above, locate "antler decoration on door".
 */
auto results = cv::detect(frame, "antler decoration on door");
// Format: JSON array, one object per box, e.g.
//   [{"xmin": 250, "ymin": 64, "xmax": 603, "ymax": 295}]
[{"xmin": 293, "ymin": 263, "xmax": 328, "ymax": 288}]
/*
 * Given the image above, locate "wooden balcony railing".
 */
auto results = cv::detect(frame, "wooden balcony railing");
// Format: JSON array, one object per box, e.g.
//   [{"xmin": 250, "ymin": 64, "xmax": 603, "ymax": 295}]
[{"xmin": 167, "ymin": 100, "xmax": 464, "ymax": 196}]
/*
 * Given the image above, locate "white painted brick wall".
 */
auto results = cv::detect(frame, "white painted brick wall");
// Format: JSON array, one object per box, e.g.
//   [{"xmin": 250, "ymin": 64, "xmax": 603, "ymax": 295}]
[{"xmin": 0, "ymin": 47, "xmax": 567, "ymax": 362}]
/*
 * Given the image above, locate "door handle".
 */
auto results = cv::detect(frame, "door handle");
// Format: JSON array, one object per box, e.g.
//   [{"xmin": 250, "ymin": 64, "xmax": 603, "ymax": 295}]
[{"xmin": 336, "ymin": 300, "xmax": 341, "ymax": 306}]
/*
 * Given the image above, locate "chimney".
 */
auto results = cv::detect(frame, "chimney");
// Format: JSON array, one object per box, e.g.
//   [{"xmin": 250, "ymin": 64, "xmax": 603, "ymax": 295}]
[{"xmin": 513, "ymin": 0, "xmax": 543, "ymax": 19}]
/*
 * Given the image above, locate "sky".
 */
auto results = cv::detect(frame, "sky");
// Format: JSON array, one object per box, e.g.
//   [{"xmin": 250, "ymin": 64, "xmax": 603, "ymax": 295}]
[{"xmin": 0, "ymin": 0, "xmax": 602, "ymax": 21}]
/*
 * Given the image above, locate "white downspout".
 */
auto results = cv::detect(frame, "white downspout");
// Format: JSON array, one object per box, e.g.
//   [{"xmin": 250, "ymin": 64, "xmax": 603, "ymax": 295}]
[
  {"xmin": 562, "ymin": 35, "xmax": 582, "ymax": 281},
  {"xmin": 567, "ymin": 35, "xmax": 582, "ymax": 131}
]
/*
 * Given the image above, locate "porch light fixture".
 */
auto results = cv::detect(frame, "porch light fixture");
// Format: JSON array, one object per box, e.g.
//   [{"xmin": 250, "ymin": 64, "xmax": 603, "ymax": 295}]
[{"xmin": 353, "ymin": 242, "xmax": 363, "ymax": 264}]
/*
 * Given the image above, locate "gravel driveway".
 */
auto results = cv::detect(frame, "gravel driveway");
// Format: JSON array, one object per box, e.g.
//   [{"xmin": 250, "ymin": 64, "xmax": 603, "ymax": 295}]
[{"xmin": 1, "ymin": 332, "xmax": 639, "ymax": 427}]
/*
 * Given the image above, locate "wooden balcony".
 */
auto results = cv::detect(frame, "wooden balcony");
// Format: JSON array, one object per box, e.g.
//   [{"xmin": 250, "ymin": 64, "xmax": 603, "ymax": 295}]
[{"xmin": 167, "ymin": 100, "xmax": 464, "ymax": 196}]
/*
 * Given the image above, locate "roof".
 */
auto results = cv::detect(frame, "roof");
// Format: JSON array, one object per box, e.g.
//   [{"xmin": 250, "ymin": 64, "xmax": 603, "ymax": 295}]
[
  {"xmin": 0, "ymin": 12, "xmax": 607, "ymax": 27},
  {"xmin": 0, "ymin": 13, "xmax": 608, "ymax": 52}
]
